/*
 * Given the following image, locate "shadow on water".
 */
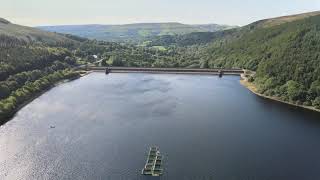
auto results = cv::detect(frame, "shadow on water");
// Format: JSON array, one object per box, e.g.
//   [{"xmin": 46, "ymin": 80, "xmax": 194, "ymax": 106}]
[{"xmin": 253, "ymin": 95, "xmax": 320, "ymax": 125}]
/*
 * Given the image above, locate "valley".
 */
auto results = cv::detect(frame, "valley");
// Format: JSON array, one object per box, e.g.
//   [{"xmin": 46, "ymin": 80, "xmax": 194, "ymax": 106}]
[
  {"xmin": 1, "ymin": 2, "xmax": 320, "ymax": 179},
  {"xmin": 1, "ymin": 11, "xmax": 320, "ymax": 126}
]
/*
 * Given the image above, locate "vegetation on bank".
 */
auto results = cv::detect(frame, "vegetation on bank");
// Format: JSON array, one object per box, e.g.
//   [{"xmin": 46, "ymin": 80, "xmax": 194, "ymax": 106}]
[
  {"xmin": 241, "ymin": 78, "xmax": 320, "ymax": 112},
  {"xmin": 0, "ymin": 70, "xmax": 80, "ymax": 120},
  {"xmin": 0, "ymin": 38, "xmax": 81, "ymax": 122}
]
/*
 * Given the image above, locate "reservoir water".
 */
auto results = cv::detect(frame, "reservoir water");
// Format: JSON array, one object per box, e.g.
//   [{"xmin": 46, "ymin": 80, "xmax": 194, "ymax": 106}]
[{"xmin": 1, "ymin": 72, "xmax": 320, "ymax": 180}]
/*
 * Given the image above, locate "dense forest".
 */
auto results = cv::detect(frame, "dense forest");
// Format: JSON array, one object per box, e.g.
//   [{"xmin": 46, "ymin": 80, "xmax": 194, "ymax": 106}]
[{"xmin": 205, "ymin": 14, "xmax": 320, "ymax": 109}]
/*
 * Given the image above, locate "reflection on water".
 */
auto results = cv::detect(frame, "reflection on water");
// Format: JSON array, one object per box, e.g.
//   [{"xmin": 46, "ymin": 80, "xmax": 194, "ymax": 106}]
[{"xmin": 1, "ymin": 73, "xmax": 320, "ymax": 180}]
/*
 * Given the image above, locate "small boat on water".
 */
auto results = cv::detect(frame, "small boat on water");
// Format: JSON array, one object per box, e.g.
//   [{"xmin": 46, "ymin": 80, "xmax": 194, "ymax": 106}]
[{"xmin": 141, "ymin": 146, "xmax": 163, "ymax": 176}]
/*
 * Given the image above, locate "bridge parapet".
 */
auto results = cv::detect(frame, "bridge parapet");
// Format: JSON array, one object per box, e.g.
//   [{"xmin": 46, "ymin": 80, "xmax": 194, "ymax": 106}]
[{"xmin": 88, "ymin": 66, "xmax": 244, "ymax": 75}]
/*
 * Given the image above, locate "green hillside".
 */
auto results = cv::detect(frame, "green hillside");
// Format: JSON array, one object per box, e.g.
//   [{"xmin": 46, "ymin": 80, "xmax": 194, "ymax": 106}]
[
  {"xmin": 0, "ymin": 19, "xmax": 79, "ymax": 46},
  {"xmin": 144, "ymin": 29, "xmax": 237, "ymax": 47},
  {"xmin": 38, "ymin": 23, "xmax": 236, "ymax": 42},
  {"xmin": 205, "ymin": 11, "xmax": 320, "ymax": 108},
  {"xmin": 0, "ymin": 18, "xmax": 84, "ymax": 122}
]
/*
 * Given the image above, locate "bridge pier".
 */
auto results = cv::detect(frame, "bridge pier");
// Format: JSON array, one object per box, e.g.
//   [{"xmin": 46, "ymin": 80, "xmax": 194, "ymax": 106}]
[{"xmin": 105, "ymin": 68, "xmax": 110, "ymax": 74}]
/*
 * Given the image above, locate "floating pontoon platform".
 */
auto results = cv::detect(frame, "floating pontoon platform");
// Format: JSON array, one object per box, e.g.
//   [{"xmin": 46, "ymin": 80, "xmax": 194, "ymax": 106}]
[{"xmin": 141, "ymin": 146, "xmax": 163, "ymax": 176}]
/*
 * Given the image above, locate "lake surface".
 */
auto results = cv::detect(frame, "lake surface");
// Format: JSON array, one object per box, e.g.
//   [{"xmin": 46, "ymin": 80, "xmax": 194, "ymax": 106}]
[{"xmin": 1, "ymin": 72, "xmax": 320, "ymax": 180}]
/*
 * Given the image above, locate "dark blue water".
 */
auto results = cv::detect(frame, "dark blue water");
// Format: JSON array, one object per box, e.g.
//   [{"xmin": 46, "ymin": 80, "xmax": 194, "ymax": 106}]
[{"xmin": 1, "ymin": 73, "xmax": 320, "ymax": 180}]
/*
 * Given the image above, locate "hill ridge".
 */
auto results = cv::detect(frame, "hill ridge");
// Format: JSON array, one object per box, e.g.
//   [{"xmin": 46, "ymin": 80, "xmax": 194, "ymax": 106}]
[
  {"xmin": 0, "ymin": 18, "xmax": 11, "ymax": 24},
  {"xmin": 251, "ymin": 11, "xmax": 320, "ymax": 28},
  {"xmin": 37, "ymin": 22, "xmax": 236, "ymax": 42}
]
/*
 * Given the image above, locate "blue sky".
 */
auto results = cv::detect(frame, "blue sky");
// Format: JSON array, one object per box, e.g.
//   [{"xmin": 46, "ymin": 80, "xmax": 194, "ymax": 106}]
[{"xmin": 1, "ymin": 0, "xmax": 320, "ymax": 26}]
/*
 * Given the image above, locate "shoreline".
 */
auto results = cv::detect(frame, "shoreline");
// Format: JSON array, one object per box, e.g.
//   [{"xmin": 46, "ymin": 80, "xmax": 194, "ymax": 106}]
[
  {"xmin": 240, "ymin": 79, "xmax": 320, "ymax": 113},
  {"xmin": 0, "ymin": 73, "xmax": 86, "ymax": 126},
  {"xmin": 3, "ymin": 70, "xmax": 318, "ymax": 126}
]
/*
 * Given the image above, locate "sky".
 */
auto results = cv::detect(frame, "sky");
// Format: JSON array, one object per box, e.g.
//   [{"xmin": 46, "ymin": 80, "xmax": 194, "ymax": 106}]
[{"xmin": 1, "ymin": 0, "xmax": 320, "ymax": 26}]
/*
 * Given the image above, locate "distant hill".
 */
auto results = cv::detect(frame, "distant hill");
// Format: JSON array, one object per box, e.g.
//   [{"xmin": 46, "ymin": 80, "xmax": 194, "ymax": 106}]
[
  {"xmin": 148, "ymin": 11, "xmax": 320, "ymax": 47},
  {"xmin": 37, "ymin": 22, "xmax": 236, "ymax": 42},
  {"xmin": 144, "ymin": 30, "xmax": 235, "ymax": 47}
]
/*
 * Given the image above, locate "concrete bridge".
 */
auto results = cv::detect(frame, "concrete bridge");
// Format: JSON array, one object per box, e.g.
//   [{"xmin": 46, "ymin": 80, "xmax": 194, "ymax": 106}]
[{"xmin": 84, "ymin": 66, "xmax": 244, "ymax": 76}]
